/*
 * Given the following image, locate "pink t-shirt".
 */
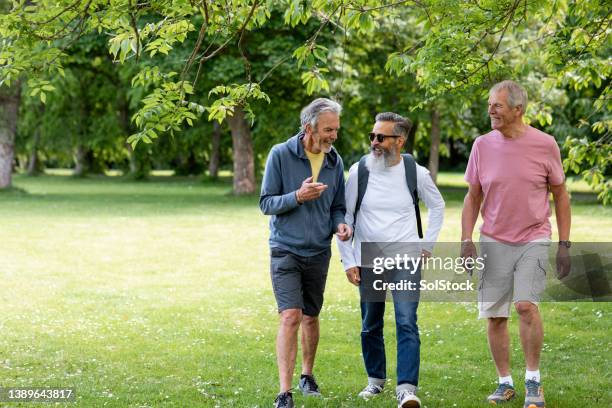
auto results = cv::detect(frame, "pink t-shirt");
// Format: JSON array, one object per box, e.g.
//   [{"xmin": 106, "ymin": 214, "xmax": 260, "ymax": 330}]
[{"xmin": 465, "ymin": 126, "xmax": 565, "ymax": 243}]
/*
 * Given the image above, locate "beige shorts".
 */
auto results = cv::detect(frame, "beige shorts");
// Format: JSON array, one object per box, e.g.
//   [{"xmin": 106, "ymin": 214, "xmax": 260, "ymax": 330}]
[{"xmin": 478, "ymin": 235, "xmax": 551, "ymax": 319}]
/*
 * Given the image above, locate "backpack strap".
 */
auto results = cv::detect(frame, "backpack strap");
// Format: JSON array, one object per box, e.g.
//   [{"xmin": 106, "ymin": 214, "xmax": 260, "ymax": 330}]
[
  {"xmin": 402, "ymin": 153, "xmax": 423, "ymax": 239},
  {"xmin": 355, "ymin": 156, "xmax": 369, "ymax": 225}
]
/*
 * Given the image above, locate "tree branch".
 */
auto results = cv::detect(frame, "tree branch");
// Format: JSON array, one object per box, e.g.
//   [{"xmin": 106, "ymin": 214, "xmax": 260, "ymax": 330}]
[
  {"xmin": 575, "ymin": 9, "xmax": 612, "ymax": 60},
  {"xmin": 258, "ymin": 55, "xmax": 292, "ymax": 85},
  {"xmin": 23, "ymin": 0, "xmax": 92, "ymax": 41},
  {"xmin": 129, "ymin": 0, "xmax": 141, "ymax": 62},
  {"xmin": 237, "ymin": 0, "xmax": 260, "ymax": 83},
  {"xmin": 460, "ymin": 0, "xmax": 521, "ymax": 83},
  {"xmin": 192, "ymin": 1, "xmax": 260, "ymax": 86},
  {"xmin": 182, "ymin": 20, "xmax": 208, "ymax": 79},
  {"xmin": 31, "ymin": 0, "xmax": 84, "ymax": 25}
]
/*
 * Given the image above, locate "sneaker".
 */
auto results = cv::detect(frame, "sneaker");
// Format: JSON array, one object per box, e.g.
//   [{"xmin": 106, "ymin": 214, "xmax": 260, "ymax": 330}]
[
  {"xmin": 487, "ymin": 382, "xmax": 516, "ymax": 404},
  {"xmin": 298, "ymin": 374, "xmax": 322, "ymax": 396},
  {"xmin": 358, "ymin": 384, "xmax": 383, "ymax": 399},
  {"xmin": 274, "ymin": 391, "xmax": 294, "ymax": 408},
  {"xmin": 524, "ymin": 379, "xmax": 545, "ymax": 408},
  {"xmin": 397, "ymin": 389, "xmax": 421, "ymax": 408}
]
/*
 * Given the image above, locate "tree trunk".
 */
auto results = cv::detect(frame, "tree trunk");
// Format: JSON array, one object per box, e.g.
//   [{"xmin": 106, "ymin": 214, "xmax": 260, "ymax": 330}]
[
  {"xmin": 428, "ymin": 108, "xmax": 441, "ymax": 183},
  {"xmin": 127, "ymin": 143, "xmax": 137, "ymax": 175},
  {"xmin": 73, "ymin": 144, "xmax": 87, "ymax": 176},
  {"xmin": 0, "ymin": 81, "xmax": 20, "ymax": 189},
  {"xmin": 118, "ymin": 93, "xmax": 137, "ymax": 176},
  {"xmin": 227, "ymin": 106, "xmax": 255, "ymax": 194},
  {"xmin": 406, "ymin": 119, "xmax": 418, "ymax": 155},
  {"xmin": 118, "ymin": 92, "xmax": 150, "ymax": 178},
  {"xmin": 85, "ymin": 148, "xmax": 104, "ymax": 174},
  {"xmin": 26, "ymin": 131, "xmax": 41, "ymax": 176},
  {"xmin": 209, "ymin": 121, "xmax": 221, "ymax": 179},
  {"xmin": 27, "ymin": 103, "xmax": 45, "ymax": 176}
]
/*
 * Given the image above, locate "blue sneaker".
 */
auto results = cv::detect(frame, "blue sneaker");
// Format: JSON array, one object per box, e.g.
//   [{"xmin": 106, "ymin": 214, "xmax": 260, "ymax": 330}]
[
  {"xmin": 397, "ymin": 389, "xmax": 421, "ymax": 408},
  {"xmin": 298, "ymin": 374, "xmax": 322, "ymax": 396},
  {"xmin": 524, "ymin": 379, "xmax": 545, "ymax": 408},
  {"xmin": 358, "ymin": 384, "xmax": 383, "ymax": 399},
  {"xmin": 274, "ymin": 391, "xmax": 294, "ymax": 408},
  {"xmin": 487, "ymin": 382, "xmax": 516, "ymax": 404}
]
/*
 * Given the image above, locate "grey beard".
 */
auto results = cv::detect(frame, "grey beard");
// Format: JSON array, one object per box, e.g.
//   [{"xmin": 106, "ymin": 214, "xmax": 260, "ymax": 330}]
[
  {"xmin": 365, "ymin": 153, "xmax": 385, "ymax": 172},
  {"xmin": 365, "ymin": 146, "xmax": 397, "ymax": 172}
]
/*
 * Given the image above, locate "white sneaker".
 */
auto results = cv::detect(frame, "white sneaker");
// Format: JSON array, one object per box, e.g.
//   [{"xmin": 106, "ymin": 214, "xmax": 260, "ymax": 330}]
[
  {"xmin": 397, "ymin": 389, "xmax": 421, "ymax": 408},
  {"xmin": 358, "ymin": 384, "xmax": 383, "ymax": 399}
]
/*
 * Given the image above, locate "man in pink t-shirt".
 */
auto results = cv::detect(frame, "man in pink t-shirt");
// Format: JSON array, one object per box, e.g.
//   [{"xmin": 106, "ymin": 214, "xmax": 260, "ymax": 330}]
[{"xmin": 460, "ymin": 80, "xmax": 571, "ymax": 408}]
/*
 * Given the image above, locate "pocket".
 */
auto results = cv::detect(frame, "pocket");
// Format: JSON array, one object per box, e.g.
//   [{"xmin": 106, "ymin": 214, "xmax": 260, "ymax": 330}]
[
  {"xmin": 477, "ymin": 269, "xmax": 485, "ymax": 303},
  {"xmin": 531, "ymin": 258, "xmax": 548, "ymax": 298},
  {"xmin": 271, "ymin": 248, "xmax": 291, "ymax": 259},
  {"xmin": 537, "ymin": 258, "xmax": 547, "ymax": 276}
]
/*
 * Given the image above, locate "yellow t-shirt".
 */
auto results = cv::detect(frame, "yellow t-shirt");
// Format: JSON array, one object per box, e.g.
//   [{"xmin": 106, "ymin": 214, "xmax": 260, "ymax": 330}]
[{"xmin": 305, "ymin": 150, "xmax": 325, "ymax": 183}]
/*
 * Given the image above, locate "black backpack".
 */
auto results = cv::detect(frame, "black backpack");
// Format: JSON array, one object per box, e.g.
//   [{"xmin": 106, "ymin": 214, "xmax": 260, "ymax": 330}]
[{"xmin": 354, "ymin": 153, "xmax": 423, "ymax": 238}]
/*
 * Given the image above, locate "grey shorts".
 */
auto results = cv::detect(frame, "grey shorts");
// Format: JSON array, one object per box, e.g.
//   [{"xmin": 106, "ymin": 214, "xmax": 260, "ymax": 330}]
[
  {"xmin": 478, "ymin": 235, "xmax": 551, "ymax": 319},
  {"xmin": 270, "ymin": 247, "xmax": 331, "ymax": 317}
]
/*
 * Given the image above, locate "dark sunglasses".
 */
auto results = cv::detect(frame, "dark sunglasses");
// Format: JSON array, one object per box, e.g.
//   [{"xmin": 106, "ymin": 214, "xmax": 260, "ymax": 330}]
[{"xmin": 368, "ymin": 132, "xmax": 401, "ymax": 143}]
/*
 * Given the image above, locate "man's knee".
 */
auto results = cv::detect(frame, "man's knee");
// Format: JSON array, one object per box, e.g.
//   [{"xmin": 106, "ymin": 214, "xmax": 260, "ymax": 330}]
[
  {"xmin": 279, "ymin": 308, "xmax": 303, "ymax": 330},
  {"xmin": 396, "ymin": 313, "xmax": 418, "ymax": 335},
  {"xmin": 488, "ymin": 317, "xmax": 508, "ymax": 330},
  {"xmin": 514, "ymin": 301, "xmax": 538, "ymax": 317},
  {"xmin": 301, "ymin": 314, "xmax": 318, "ymax": 328}
]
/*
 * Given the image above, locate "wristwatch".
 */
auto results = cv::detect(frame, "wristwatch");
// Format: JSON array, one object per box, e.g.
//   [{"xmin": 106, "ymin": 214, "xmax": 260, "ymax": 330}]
[{"xmin": 559, "ymin": 240, "xmax": 571, "ymax": 248}]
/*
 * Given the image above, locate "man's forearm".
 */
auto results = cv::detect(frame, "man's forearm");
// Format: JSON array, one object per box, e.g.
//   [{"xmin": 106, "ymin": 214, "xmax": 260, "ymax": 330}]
[
  {"xmin": 259, "ymin": 191, "xmax": 300, "ymax": 215},
  {"xmin": 554, "ymin": 192, "xmax": 571, "ymax": 241},
  {"xmin": 461, "ymin": 193, "xmax": 481, "ymax": 240}
]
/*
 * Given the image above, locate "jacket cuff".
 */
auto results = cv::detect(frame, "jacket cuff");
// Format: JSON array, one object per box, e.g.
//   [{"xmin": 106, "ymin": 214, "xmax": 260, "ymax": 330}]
[
  {"xmin": 332, "ymin": 213, "xmax": 346, "ymax": 231},
  {"xmin": 342, "ymin": 259, "xmax": 358, "ymax": 271},
  {"xmin": 285, "ymin": 190, "xmax": 300, "ymax": 210}
]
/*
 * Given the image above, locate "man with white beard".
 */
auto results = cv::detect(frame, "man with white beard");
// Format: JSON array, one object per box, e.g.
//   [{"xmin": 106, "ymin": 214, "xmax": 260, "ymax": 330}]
[{"xmin": 337, "ymin": 112, "xmax": 445, "ymax": 408}]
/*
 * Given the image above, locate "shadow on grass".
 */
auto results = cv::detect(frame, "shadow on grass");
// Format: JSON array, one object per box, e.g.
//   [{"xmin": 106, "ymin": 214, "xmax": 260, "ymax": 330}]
[
  {"xmin": 1, "ymin": 175, "xmax": 602, "ymax": 218},
  {"xmin": 2, "ymin": 175, "xmax": 260, "ymax": 216},
  {"xmin": 0, "ymin": 186, "xmax": 28, "ymax": 194}
]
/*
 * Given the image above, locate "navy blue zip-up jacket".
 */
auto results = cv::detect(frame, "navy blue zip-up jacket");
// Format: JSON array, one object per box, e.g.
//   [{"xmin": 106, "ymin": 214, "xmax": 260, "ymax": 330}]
[{"xmin": 259, "ymin": 132, "xmax": 347, "ymax": 256}]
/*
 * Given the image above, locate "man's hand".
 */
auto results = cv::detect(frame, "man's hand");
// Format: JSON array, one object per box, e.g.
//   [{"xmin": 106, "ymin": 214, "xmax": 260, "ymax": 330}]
[
  {"xmin": 336, "ymin": 223, "xmax": 352, "ymax": 241},
  {"xmin": 460, "ymin": 240, "xmax": 478, "ymax": 259},
  {"xmin": 296, "ymin": 176, "xmax": 328, "ymax": 203},
  {"xmin": 460, "ymin": 240, "xmax": 478, "ymax": 276},
  {"xmin": 556, "ymin": 245, "xmax": 571, "ymax": 279},
  {"xmin": 345, "ymin": 266, "xmax": 360, "ymax": 286}
]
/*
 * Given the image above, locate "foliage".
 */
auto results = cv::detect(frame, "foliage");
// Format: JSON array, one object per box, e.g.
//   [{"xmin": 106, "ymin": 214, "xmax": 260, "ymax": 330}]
[
  {"xmin": 1, "ymin": 0, "xmax": 610, "ymax": 200},
  {"xmin": 564, "ymin": 134, "xmax": 611, "ymax": 204}
]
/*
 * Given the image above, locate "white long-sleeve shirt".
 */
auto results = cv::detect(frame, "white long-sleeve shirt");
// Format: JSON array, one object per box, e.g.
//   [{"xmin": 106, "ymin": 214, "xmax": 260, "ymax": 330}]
[{"xmin": 337, "ymin": 160, "xmax": 445, "ymax": 270}]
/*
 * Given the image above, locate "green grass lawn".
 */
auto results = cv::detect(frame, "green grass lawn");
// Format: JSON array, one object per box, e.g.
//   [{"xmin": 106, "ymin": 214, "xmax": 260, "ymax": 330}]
[{"xmin": 0, "ymin": 173, "xmax": 610, "ymax": 407}]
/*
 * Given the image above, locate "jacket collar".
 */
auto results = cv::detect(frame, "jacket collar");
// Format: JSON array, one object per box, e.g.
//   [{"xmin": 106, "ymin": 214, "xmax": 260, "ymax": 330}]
[{"xmin": 287, "ymin": 131, "xmax": 339, "ymax": 168}]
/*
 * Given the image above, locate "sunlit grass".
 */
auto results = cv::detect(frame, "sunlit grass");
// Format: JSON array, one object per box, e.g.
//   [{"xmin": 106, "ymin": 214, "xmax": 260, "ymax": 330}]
[{"xmin": 0, "ymin": 173, "xmax": 609, "ymax": 407}]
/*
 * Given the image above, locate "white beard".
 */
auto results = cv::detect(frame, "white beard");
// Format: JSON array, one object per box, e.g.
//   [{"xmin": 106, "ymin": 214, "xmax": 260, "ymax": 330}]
[
  {"xmin": 365, "ymin": 144, "xmax": 398, "ymax": 172},
  {"xmin": 365, "ymin": 153, "xmax": 386, "ymax": 173}
]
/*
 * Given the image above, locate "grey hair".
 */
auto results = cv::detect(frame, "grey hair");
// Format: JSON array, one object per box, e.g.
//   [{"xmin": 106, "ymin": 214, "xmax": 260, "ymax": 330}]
[
  {"xmin": 300, "ymin": 98, "xmax": 342, "ymax": 132},
  {"xmin": 490, "ymin": 80, "xmax": 528, "ymax": 114},
  {"xmin": 375, "ymin": 112, "xmax": 413, "ymax": 138}
]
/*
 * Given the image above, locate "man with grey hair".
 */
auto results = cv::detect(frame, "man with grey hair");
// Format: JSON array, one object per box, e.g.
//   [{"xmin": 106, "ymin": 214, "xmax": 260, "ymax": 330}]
[
  {"xmin": 338, "ymin": 112, "xmax": 445, "ymax": 407},
  {"xmin": 260, "ymin": 97, "xmax": 352, "ymax": 408},
  {"xmin": 461, "ymin": 80, "xmax": 571, "ymax": 408}
]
